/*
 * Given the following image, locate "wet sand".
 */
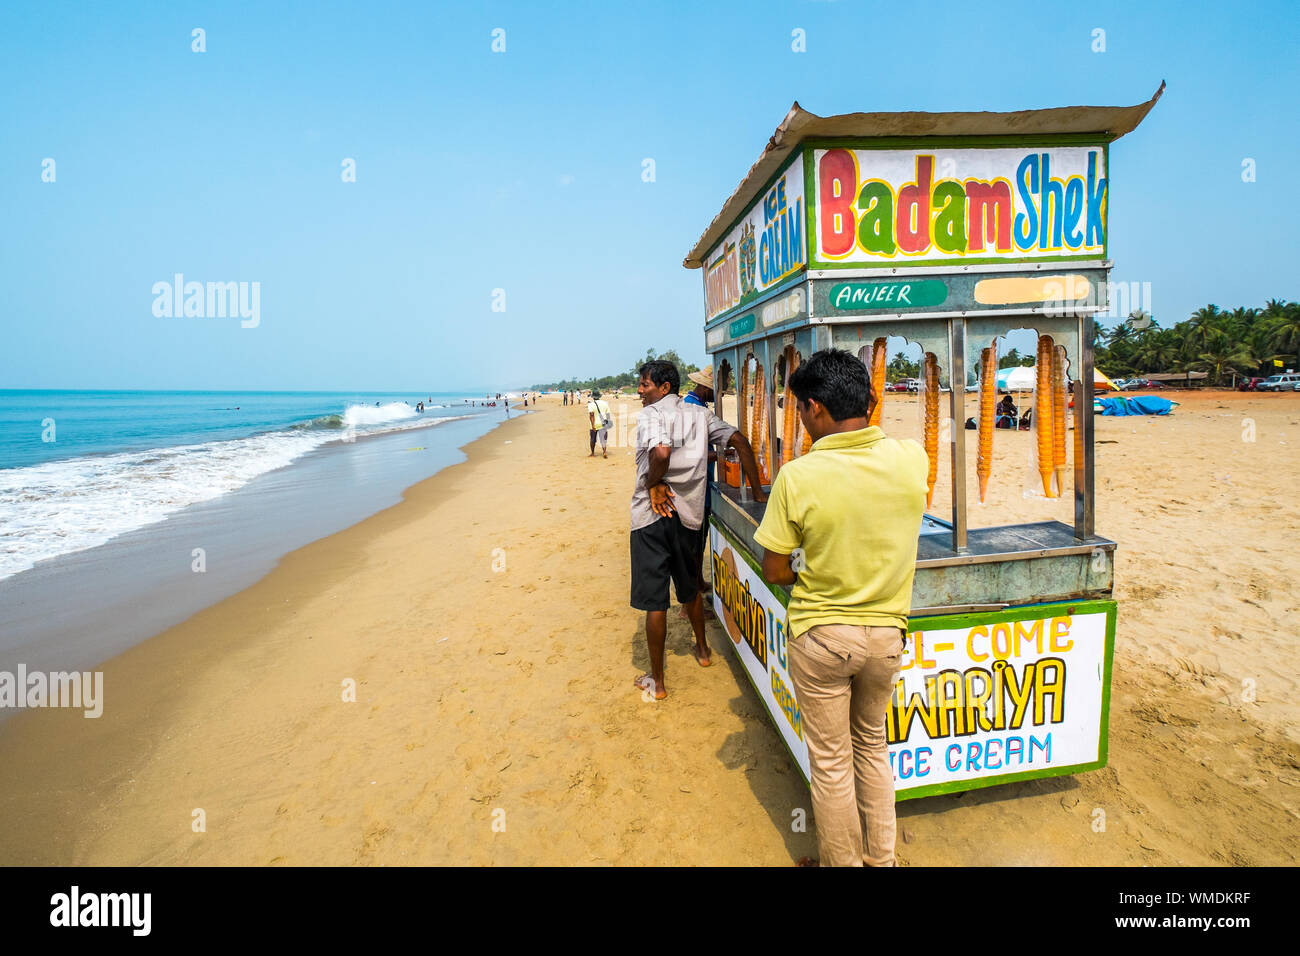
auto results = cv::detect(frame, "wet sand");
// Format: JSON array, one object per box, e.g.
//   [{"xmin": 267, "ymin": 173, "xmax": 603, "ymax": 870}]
[{"xmin": 0, "ymin": 390, "xmax": 1295, "ymax": 865}]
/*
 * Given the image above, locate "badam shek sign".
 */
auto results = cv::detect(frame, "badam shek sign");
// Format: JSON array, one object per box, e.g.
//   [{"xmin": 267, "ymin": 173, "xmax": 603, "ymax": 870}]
[
  {"xmin": 708, "ymin": 520, "xmax": 1114, "ymax": 797},
  {"xmin": 703, "ymin": 152, "xmax": 806, "ymax": 323},
  {"xmin": 812, "ymin": 145, "xmax": 1109, "ymax": 269}
]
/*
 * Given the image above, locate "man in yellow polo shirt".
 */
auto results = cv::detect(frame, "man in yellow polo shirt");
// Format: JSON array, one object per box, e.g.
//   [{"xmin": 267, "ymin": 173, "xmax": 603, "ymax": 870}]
[{"xmin": 754, "ymin": 348, "xmax": 928, "ymax": 867}]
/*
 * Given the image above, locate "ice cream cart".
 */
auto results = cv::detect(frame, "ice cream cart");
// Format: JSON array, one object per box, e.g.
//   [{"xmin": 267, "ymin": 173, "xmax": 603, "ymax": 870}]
[{"xmin": 686, "ymin": 88, "xmax": 1162, "ymax": 799}]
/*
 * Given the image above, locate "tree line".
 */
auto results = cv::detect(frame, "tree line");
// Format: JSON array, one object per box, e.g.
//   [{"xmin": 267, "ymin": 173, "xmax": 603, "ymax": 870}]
[
  {"xmin": 884, "ymin": 299, "xmax": 1299, "ymax": 387},
  {"xmin": 1094, "ymin": 300, "xmax": 1299, "ymax": 385},
  {"xmin": 531, "ymin": 348, "xmax": 701, "ymax": 392},
  {"xmin": 530, "ymin": 300, "xmax": 1299, "ymax": 391},
  {"xmin": 886, "ymin": 346, "xmax": 1036, "ymax": 382}
]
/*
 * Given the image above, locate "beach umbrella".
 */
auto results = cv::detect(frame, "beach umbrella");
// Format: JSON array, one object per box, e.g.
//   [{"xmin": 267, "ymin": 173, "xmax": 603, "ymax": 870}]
[{"xmin": 997, "ymin": 366, "xmax": 1037, "ymax": 391}]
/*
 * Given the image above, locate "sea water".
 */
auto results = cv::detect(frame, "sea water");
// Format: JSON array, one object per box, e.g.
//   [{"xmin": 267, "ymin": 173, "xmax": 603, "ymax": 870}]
[
  {"xmin": 0, "ymin": 390, "xmax": 517, "ymax": 687},
  {"xmin": 0, "ymin": 389, "xmax": 500, "ymax": 579}
]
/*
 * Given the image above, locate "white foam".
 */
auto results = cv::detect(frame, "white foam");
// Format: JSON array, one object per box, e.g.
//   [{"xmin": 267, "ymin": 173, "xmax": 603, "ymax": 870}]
[
  {"xmin": 0, "ymin": 408, "xmax": 473, "ymax": 580},
  {"xmin": 343, "ymin": 402, "xmax": 418, "ymax": 428}
]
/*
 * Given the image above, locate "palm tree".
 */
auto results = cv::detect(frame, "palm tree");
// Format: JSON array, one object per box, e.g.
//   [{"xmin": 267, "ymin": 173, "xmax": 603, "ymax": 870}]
[
  {"xmin": 1106, "ymin": 322, "xmax": 1134, "ymax": 347},
  {"xmin": 1184, "ymin": 304, "xmax": 1224, "ymax": 357},
  {"xmin": 1087, "ymin": 317, "xmax": 1108, "ymax": 354},
  {"xmin": 1105, "ymin": 332, "xmax": 1140, "ymax": 376},
  {"xmin": 1134, "ymin": 328, "xmax": 1181, "ymax": 373},
  {"xmin": 997, "ymin": 346, "xmax": 1035, "ymax": 369},
  {"xmin": 1191, "ymin": 329, "xmax": 1256, "ymax": 386},
  {"xmin": 1222, "ymin": 307, "xmax": 1259, "ymax": 345},
  {"xmin": 1267, "ymin": 302, "xmax": 1300, "ymax": 363}
]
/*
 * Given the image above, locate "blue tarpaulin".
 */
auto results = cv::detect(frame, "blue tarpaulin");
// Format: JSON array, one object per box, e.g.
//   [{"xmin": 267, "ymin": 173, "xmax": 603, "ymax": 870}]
[{"xmin": 1096, "ymin": 396, "xmax": 1178, "ymax": 416}]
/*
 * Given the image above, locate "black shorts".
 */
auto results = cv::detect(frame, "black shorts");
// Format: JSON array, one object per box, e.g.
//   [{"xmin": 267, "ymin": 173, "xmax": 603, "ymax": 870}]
[{"xmin": 630, "ymin": 513, "xmax": 702, "ymax": 611}]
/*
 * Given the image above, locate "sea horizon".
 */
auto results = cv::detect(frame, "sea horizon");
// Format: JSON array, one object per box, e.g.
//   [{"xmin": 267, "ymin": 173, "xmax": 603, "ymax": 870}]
[
  {"xmin": 0, "ymin": 391, "xmax": 524, "ymax": 696},
  {"xmin": 1, "ymin": 388, "xmax": 526, "ymax": 573}
]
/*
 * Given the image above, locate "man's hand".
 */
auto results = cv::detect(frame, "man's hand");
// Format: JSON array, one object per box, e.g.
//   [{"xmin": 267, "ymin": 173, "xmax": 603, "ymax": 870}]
[
  {"xmin": 761, "ymin": 548, "xmax": 797, "ymax": 586},
  {"xmin": 726, "ymin": 431, "xmax": 767, "ymax": 504},
  {"xmin": 649, "ymin": 482, "xmax": 676, "ymax": 517}
]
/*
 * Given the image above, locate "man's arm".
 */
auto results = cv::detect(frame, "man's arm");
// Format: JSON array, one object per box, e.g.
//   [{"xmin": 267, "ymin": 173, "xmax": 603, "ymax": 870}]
[
  {"xmin": 726, "ymin": 431, "xmax": 768, "ymax": 503},
  {"xmin": 646, "ymin": 443, "xmax": 671, "ymax": 486},
  {"xmin": 646, "ymin": 444, "xmax": 674, "ymax": 517},
  {"xmin": 761, "ymin": 548, "xmax": 797, "ymax": 586}
]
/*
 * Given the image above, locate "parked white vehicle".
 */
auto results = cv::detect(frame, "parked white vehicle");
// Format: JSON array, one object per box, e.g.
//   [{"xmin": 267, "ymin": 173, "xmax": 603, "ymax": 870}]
[{"xmin": 1258, "ymin": 374, "xmax": 1300, "ymax": 391}]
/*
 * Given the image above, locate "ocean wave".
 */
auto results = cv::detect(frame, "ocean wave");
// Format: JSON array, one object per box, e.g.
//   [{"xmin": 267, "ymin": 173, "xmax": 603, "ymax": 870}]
[
  {"xmin": 0, "ymin": 407, "xmax": 475, "ymax": 580},
  {"xmin": 344, "ymin": 402, "xmax": 418, "ymax": 428}
]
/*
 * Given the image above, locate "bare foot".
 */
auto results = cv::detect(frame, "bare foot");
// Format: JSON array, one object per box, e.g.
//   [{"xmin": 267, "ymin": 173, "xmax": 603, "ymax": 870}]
[{"xmin": 634, "ymin": 673, "xmax": 666, "ymax": 700}]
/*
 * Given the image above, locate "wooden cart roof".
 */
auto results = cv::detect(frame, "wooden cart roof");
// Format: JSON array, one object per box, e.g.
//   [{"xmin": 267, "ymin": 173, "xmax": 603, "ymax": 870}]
[{"xmin": 683, "ymin": 82, "xmax": 1165, "ymax": 269}]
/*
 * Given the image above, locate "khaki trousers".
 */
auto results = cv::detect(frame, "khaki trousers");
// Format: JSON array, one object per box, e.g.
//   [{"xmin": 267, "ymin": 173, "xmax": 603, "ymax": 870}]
[{"xmin": 788, "ymin": 623, "xmax": 904, "ymax": 867}]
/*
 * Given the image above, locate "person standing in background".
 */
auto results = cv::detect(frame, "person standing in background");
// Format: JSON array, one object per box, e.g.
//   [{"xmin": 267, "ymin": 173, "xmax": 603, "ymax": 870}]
[{"xmin": 588, "ymin": 389, "xmax": 612, "ymax": 458}]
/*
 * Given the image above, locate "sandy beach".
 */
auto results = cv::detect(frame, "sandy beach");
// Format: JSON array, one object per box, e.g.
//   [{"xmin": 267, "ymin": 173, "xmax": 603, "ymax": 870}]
[{"xmin": 0, "ymin": 389, "xmax": 1296, "ymax": 866}]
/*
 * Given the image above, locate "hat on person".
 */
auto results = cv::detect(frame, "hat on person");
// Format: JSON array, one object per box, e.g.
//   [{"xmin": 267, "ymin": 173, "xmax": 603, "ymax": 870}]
[{"xmin": 687, "ymin": 366, "xmax": 714, "ymax": 390}]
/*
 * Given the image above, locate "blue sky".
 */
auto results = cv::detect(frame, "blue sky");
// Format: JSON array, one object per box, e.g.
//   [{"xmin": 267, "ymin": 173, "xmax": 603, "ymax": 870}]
[{"xmin": 2, "ymin": 0, "xmax": 1296, "ymax": 391}]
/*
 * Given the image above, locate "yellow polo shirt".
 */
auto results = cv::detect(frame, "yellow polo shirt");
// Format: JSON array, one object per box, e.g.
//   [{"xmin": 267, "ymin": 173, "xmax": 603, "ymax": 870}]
[{"xmin": 753, "ymin": 426, "xmax": 928, "ymax": 636}]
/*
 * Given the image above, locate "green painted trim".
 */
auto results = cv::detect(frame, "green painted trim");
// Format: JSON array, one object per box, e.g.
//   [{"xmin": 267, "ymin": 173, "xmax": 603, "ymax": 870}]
[
  {"xmin": 897, "ymin": 756, "xmax": 1107, "ymax": 802},
  {"xmin": 703, "ymin": 149, "xmax": 806, "ymax": 274},
  {"xmin": 707, "ymin": 584, "xmax": 1117, "ymax": 798},
  {"xmin": 709, "ymin": 515, "xmax": 809, "ymax": 784},
  {"xmin": 897, "ymin": 598, "xmax": 1117, "ymax": 800},
  {"xmin": 907, "ymin": 598, "xmax": 1115, "ymax": 631},
  {"xmin": 802, "ymin": 134, "xmax": 1113, "ymax": 151},
  {"xmin": 704, "ymin": 272, "xmax": 807, "ymax": 331},
  {"xmin": 1103, "ymin": 141, "xmax": 1111, "ymax": 260},
  {"xmin": 726, "ymin": 626, "xmax": 811, "ymax": 785},
  {"xmin": 1097, "ymin": 596, "xmax": 1116, "ymax": 767},
  {"xmin": 709, "ymin": 515, "xmax": 790, "ymax": 609},
  {"xmin": 728, "ymin": 313, "xmax": 757, "ymax": 339},
  {"xmin": 809, "ymin": 253, "xmax": 1103, "ymax": 272},
  {"xmin": 803, "ymin": 138, "xmax": 1111, "ymax": 271},
  {"xmin": 710, "ymin": 319, "xmax": 806, "ymax": 357},
  {"xmin": 828, "ymin": 278, "xmax": 948, "ymax": 311},
  {"xmin": 804, "ymin": 145, "xmax": 818, "ymax": 286}
]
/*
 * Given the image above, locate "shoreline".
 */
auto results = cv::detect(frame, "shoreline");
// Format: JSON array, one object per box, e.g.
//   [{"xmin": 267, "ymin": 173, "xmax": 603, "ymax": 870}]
[
  {"xmin": 0, "ymin": 391, "xmax": 1295, "ymax": 865},
  {"xmin": 0, "ymin": 407, "xmax": 542, "ymax": 864},
  {"xmin": 0, "ymin": 409, "xmax": 508, "ymax": 690}
]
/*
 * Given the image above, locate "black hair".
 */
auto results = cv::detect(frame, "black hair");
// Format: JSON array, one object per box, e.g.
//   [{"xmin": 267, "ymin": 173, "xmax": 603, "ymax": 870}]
[
  {"xmin": 639, "ymin": 360, "xmax": 680, "ymax": 395},
  {"xmin": 788, "ymin": 348, "xmax": 871, "ymax": 421}
]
